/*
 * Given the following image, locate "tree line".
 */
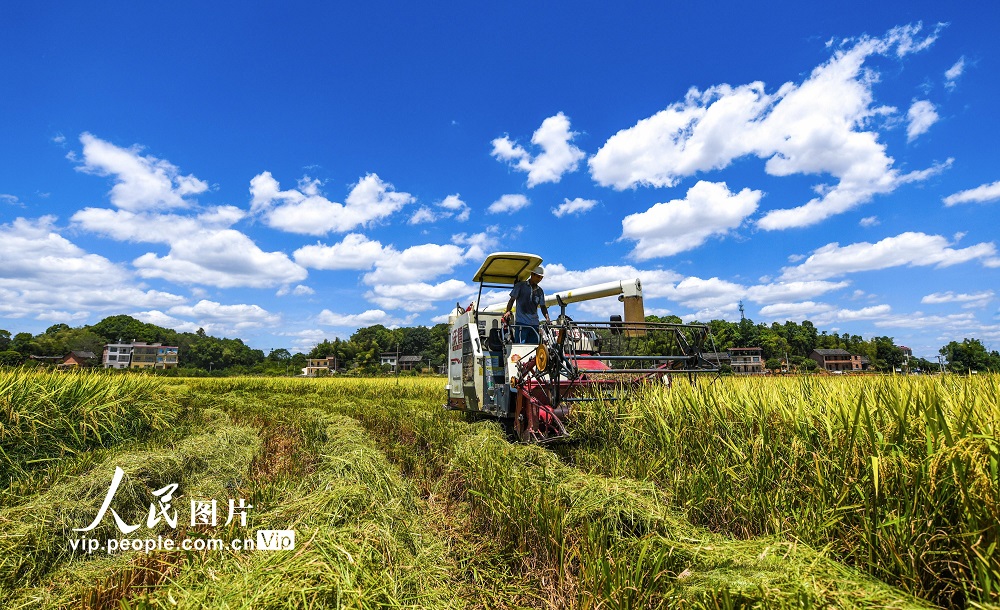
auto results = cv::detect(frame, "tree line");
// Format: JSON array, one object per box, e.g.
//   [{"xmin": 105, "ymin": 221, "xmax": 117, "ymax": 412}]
[{"xmin": 0, "ymin": 313, "xmax": 997, "ymax": 374}]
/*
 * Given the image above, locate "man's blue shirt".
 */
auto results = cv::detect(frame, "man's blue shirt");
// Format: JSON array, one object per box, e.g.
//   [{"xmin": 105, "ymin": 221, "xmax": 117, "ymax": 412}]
[{"xmin": 509, "ymin": 280, "xmax": 545, "ymax": 327}]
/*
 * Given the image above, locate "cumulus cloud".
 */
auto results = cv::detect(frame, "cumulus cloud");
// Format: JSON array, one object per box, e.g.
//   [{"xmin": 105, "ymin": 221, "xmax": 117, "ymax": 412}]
[
  {"xmin": 589, "ymin": 23, "xmax": 944, "ymax": 230},
  {"xmin": 488, "ymin": 194, "xmax": 530, "ymax": 214},
  {"xmin": 451, "ymin": 230, "xmax": 500, "ymax": 263},
  {"xmin": 906, "ymin": 100, "xmax": 939, "ymax": 142},
  {"xmin": 74, "ymin": 133, "xmax": 208, "ymax": 211},
  {"xmin": 552, "ymin": 197, "xmax": 598, "ymax": 217},
  {"xmin": 133, "ymin": 310, "xmax": 200, "ymax": 333},
  {"xmin": 408, "ymin": 207, "xmax": 437, "ymax": 224},
  {"xmin": 316, "ymin": 309, "xmax": 411, "ymax": 327},
  {"xmin": 921, "ymin": 290, "xmax": 994, "ymax": 308},
  {"xmin": 363, "ymin": 243, "xmax": 466, "ymax": 285},
  {"xmin": 745, "ymin": 280, "xmax": 850, "ymax": 303},
  {"xmin": 364, "ymin": 280, "xmax": 471, "ymax": 312},
  {"xmin": 492, "ymin": 112, "xmax": 585, "ymax": 187},
  {"xmin": 621, "ymin": 181, "xmax": 760, "ymax": 259},
  {"xmin": 133, "ymin": 229, "xmax": 307, "ymax": 288},
  {"xmin": 408, "ymin": 194, "xmax": 471, "ymax": 224},
  {"xmin": 859, "ymin": 215, "xmax": 880, "ymax": 227},
  {"xmin": 72, "ymin": 206, "xmax": 245, "ymax": 243},
  {"xmin": 167, "ymin": 300, "xmax": 280, "ymax": 331},
  {"xmin": 759, "ymin": 301, "xmax": 836, "ymax": 320},
  {"xmin": 945, "ymin": 56, "xmax": 965, "ymax": 90},
  {"xmin": 250, "ymin": 172, "xmax": 413, "ymax": 235},
  {"xmin": 539, "ymin": 263, "xmax": 682, "ymax": 298},
  {"xmin": 781, "ymin": 232, "xmax": 997, "ymax": 281},
  {"xmin": 943, "ymin": 180, "xmax": 1000, "ymax": 206},
  {"xmin": 276, "ymin": 284, "xmax": 315, "ymax": 297},
  {"xmin": 293, "ymin": 233, "xmax": 389, "ymax": 270},
  {"xmin": 762, "ymin": 302, "xmax": 893, "ymax": 324},
  {"xmin": 0, "ymin": 216, "xmax": 186, "ymax": 321}
]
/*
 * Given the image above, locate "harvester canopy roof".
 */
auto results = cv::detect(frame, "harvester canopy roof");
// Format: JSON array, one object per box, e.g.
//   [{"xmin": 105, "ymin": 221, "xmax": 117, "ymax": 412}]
[{"xmin": 472, "ymin": 252, "xmax": 543, "ymax": 285}]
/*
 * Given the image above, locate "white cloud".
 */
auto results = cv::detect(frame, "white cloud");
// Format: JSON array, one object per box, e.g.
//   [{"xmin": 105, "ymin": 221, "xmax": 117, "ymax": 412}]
[
  {"xmin": 540, "ymin": 263, "xmax": 683, "ymax": 299},
  {"xmin": 746, "ymin": 280, "xmax": 850, "ymax": 304},
  {"xmin": 781, "ymin": 232, "xmax": 997, "ymax": 281},
  {"xmin": 409, "ymin": 206, "xmax": 437, "ymax": 224},
  {"xmin": 71, "ymin": 206, "xmax": 245, "ymax": 243},
  {"xmin": 364, "ymin": 280, "xmax": 471, "ymax": 312},
  {"xmin": 762, "ymin": 301, "xmax": 893, "ymax": 325},
  {"xmin": 276, "ymin": 284, "xmax": 316, "ymax": 297},
  {"xmin": 133, "ymin": 310, "xmax": 200, "ymax": 333},
  {"xmin": 873, "ymin": 311, "xmax": 979, "ymax": 330},
  {"xmin": 250, "ymin": 172, "xmax": 413, "ymax": 235},
  {"xmin": 859, "ymin": 215, "xmax": 880, "ymax": 227},
  {"xmin": 552, "ymin": 197, "xmax": 598, "ymax": 217},
  {"xmin": 439, "ymin": 194, "xmax": 470, "ymax": 222},
  {"xmin": 662, "ymin": 276, "xmax": 745, "ymax": 310},
  {"xmin": 589, "ymin": 24, "xmax": 945, "ymax": 230},
  {"xmin": 622, "ymin": 181, "xmax": 760, "ymax": 259},
  {"xmin": 945, "ymin": 56, "xmax": 965, "ymax": 90},
  {"xmin": 1, "ymin": 194, "xmax": 23, "ymax": 207},
  {"xmin": 75, "ymin": 133, "xmax": 208, "ymax": 211},
  {"xmin": 492, "ymin": 112, "xmax": 585, "ymax": 187},
  {"xmin": 451, "ymin": 230, "xmax": 500, "ymax": 263},
  {"xmin": 488, "ymin": 194, "xmax": 530, "ymax": 214},
  {"xmin": 133, "ymin": 229, "xmax": 308, "ymax": 288},
  {"xmin": 921, "ymin": 290, "xmax": 994, "ymax": 308},
  {"xmin": 293, "ymin": 233, "xmax": 389, "ymax": 270},
  {"xmin": 906, "ymin": 100, "xmax": 938, "ymax": 142},
  {"xmin": 943, "ymin": 180, "xmax": 1000, "ymax": 206},
  {"xmin": 165, "ymin": 300, "xmax": 280, "ymax": 332},
  {"xmin": 0, "ymin": 216, "xmax": 186, "ymax": 321},
  {"xmin": 759, "ymin": 301, "xmax": 836, "ymax": 320},
  {"xmin": 316, "ymin": 309, "xmax": 407, "ymax": 327},
  {"xmin": 276, "ymin": 329, "xmax": 332, "ymax": 353},
  {"xmin": 363, "ymin": 243, "xmax": 466, "ymax": 285}
]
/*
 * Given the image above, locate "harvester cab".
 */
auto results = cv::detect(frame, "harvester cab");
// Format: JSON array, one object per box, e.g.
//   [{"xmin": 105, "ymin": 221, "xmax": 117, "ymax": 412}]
[{"xmin": 445, "ymin": 252, "xmax": 719, "ymax": 443}]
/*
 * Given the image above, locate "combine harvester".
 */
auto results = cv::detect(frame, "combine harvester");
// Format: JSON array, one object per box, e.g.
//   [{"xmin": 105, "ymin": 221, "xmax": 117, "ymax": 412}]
[{"xmin": 446, "ymin": 252, "xmax": 719, "ymax": 443}]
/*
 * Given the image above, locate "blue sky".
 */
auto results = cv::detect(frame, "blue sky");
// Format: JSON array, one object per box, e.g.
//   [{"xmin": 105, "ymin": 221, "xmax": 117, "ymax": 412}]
[{"xmin": 2, "ymin": 2, "xmax": 998, "ymax": 358}]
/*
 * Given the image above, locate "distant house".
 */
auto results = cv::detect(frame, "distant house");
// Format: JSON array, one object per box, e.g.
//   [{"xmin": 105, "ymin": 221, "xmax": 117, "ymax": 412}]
[
  {"xmin": 60, "ymin": 351, "xmax": 96, "ymax": 369},
  {"xmin": 810, "ymin": 349, "xmax": 861, "ymax": 372},
  {"xmin": 728, "ymin": 347, "xmax": 764, "ymax": 374},
  {"xmin": 31, "ymin": 351, "xmax": 97, "ymax": 369},
  {"xmin": 303, "ymin": 356, "xmax": 336, "ymax": 377},
  {"xmin": 380, "ymin": 352, "xmax": 423, "ymax": 372},
  {"xmin": 702, "ymin": 352, "xmax": 731, "ymax": 368},
  {"xmin": 103, "ymin": 342, "xmax": 178, "ymax": 369},
  {"xmin": 399, "ymin": 355, "xmax": 423, "ymax": 371}
]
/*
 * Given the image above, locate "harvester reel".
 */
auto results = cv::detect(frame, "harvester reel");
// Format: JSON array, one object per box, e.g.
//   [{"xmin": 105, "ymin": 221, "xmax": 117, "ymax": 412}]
[{"xmin": 514, "ymin": 387, "xmax": 567, "ymax": 443}]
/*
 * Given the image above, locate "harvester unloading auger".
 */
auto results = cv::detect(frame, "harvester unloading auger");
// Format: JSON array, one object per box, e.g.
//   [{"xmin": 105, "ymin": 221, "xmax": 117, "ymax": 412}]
[{"xmin": 445, "ymin": 252, "xmax": 720, "ymax": 443}]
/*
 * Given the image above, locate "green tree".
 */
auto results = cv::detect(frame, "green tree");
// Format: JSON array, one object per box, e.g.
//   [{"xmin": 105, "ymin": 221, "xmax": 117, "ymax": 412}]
[
  {"xmin": 267, "ymin": 348, "xmax": 292, "ymax": 362},
  {"xmin": 0, "ymin": 350, "xmax": 23, "ymax": 366},
  {"xmin": 940, "ymin": 338, "xmax": 1000, "ymax": 373},
  {"xmin": 0, "ymin": 329, "xmax": 10, "ymax": 351},
  {"xmin": 11, "ymin": 332, "xmax": 37, "ymax": 356}
]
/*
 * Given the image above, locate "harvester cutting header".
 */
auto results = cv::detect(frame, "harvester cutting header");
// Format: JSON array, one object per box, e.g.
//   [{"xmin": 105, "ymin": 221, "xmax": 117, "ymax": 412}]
[{"xmin": 446, "ymin": 252, "xmax": 719, "ymax": 443}]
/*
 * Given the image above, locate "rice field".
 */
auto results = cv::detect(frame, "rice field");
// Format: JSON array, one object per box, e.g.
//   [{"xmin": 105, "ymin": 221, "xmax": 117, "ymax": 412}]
[{"xmin": 1, "ymin": 369, "xmax": 997, "ymax": 608}]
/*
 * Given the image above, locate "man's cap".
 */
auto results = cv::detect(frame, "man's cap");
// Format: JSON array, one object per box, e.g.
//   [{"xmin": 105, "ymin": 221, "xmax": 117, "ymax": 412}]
[{"xmin": 531, "ymin": 265, "xmax": 545, "ymax": 277}]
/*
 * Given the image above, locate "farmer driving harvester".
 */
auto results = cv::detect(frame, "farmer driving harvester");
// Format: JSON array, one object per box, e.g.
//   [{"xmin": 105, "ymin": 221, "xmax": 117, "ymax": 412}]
[
  {"xmin": 446, "ymin": 252, "xmax": 720, "ymax": 443},
  {"xmin": 501, "ymin": 265, "xmax": 551, "ymax": 344}
]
